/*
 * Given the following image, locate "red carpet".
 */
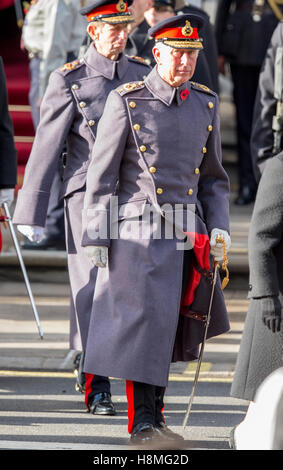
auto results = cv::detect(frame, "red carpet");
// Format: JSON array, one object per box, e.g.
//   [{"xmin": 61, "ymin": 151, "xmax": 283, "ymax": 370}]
[{"xmin": 0, "ymin": 5, "xmax": 35, "ymax": 191}]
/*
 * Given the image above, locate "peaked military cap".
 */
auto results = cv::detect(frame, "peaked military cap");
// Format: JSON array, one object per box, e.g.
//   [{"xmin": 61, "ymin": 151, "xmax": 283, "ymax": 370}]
[
  {"xmin": 148, "ymin": 13, "xmax": 205, "ymax": 50},
  {"xmin": 80, "ymin": 0, "xmax": 134, "ymax": 24}
]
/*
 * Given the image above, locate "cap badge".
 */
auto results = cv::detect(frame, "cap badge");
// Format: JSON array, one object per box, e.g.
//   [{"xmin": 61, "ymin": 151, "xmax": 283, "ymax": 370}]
[
  {"xmin": 117, "ymin": 0, "xmax": 126, "ymax": 12},
  {"xmin": 182, "ymin": 20, "xmax": 193, "ymax": 37}
]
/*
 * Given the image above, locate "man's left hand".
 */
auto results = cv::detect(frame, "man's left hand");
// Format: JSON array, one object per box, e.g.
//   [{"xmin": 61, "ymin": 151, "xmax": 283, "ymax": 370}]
[
  {"xmin": 0, "ymin": 188, "xmax": 14, "ymax": 207},
  {"xmin": 210, "ymin": 228, "xmax": 231, "ymax": 261}
]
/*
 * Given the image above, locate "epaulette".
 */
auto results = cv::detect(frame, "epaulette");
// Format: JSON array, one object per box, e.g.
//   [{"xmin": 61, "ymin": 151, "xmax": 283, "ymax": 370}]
[
  {"xmin": 60, "ymin": 59, "xmax": 82, "ymax": 73},
  {"xmin": 117, "ymin": 81, "xmax": 145, "ymax": 96},
  {"xmin": 128, "ymin": 55, "xmax": 151, "ymax": 67},
  {"xmin": 190, "ymin": 81, "xmax": 215, "ymax": 96}
]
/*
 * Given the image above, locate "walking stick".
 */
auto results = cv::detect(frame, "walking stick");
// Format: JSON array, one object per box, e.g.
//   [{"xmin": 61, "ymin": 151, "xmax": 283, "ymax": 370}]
[
  {"xmin": 2, "ymin": 203, "xmax": 43, "ymax": 339},
  {"xmin": 183, "ymin": 234, "xmax": 229, "ymax": 429}
]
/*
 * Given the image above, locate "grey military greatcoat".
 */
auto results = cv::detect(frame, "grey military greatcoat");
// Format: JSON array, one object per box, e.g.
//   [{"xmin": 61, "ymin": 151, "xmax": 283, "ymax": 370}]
[
  {"xmin": 12, "ymin": 44, "xmax": 150, "ymax": 350},
  {"xmin": 231, "ymin": 152, "xmax": 283, "ymax": 401},
  {"xmin": 82, "ymin": 67, "xmax": 230, "ymax": 387}
]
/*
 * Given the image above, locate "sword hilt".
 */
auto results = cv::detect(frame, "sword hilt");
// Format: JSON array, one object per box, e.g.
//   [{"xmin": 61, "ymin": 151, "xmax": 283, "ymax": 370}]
[{"xmin": 215, "ymin": 233, "xmax": 229, "ymax": 290}]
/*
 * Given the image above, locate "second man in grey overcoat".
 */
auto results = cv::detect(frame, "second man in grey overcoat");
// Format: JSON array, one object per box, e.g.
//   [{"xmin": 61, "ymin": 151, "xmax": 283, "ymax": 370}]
[{"xmin": 12, "ymin": 0, "xmax": 150, "ymax": 415}]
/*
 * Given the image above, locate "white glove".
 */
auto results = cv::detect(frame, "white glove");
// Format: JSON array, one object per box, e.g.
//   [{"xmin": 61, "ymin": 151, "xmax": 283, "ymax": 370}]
[
  {"xmin": 17, "ymin": 225, "xmax": 45, "ymax": 243},
  {"xmin": 210, "ymin": 228, "xmax": 231, "ymax": 261},
  {"xmin": 0, "ymin": 188, "xmax": 14, "ymax": 207},
  {"xmin": 84, "ymin": 245, "xmax": 108, "ymax": 268}
]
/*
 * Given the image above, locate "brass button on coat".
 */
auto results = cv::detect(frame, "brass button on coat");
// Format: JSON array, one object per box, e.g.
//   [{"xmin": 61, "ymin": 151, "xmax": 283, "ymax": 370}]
[
  {"xmin": 202, "ymin": 147, "xmax": 207, "ymax": 154},
  {"xmin": 188, "ymin": 188, "xmax": 194, "ymax": 195},
  {"xmin": 194, "ymin": 168, "xmax": 200, "ymax": 174},
  {"xmin": 140, "ymin": 145, "xmax": 147, "ymax": 152},
  {"xmin": 208, "ymin": 101, "xmax": 214, "ymax": 109},
  {"xmin": 149, "ymin": 166, "xmax": 156, "ymax": 173},
  {"xmin": 208, "ymin": 124, "xmax": 213, "ymax": 131},
  {"xmin": 133, "ymin": 124, "xmax": 140, "ymax": 131},
  {"xmin": 79, "ymin": 101, "xmax": 86, "ymax": 108},
  {"xmin": 156, "ymin": 188, "xmax": 163, "ymax": 195},
  {"xmin": 72, "ymin": 84, "xmax": 79, "ymax": 90},
  {"xmin": 129, "ymin": 101, "xmax": 136, "ymax": 108},
  {"xmin": 88, "ymin": 120, "xmax": 95, "ymax": 126}
]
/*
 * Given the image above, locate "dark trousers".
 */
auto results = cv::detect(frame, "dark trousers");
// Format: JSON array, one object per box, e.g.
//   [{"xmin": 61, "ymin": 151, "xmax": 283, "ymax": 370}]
[
  {"xmin": 126, "ymin": 381, "xmax": 166, "ymax": 433},
  {"xmin": 230, "ymin": 64, "xmax": 260, "ymax": 191},
  {"xmin": 85, "ymin": 373, "xmax": 111, "ymax": 408}
]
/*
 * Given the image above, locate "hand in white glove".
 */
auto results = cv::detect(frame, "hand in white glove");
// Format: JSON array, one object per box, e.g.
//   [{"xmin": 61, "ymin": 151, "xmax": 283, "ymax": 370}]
[
  {"xmin": 17, "ymin": 225, "xmax": 45, "ymax": 243},
  {"xmin": 0, "ymin": 188, "xmax": 14, "ymax": 207},
  {"xmin": 210, "ymin": 228, "xmax": 231, "ymax": 261},
  {"xmin": 84, "ymin": 245, "xmax": 108, "ymax": 268}
]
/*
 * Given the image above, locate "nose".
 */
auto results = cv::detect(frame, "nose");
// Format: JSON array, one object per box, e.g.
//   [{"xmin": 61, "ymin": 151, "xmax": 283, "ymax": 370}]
[
  {"xmin": 119, "ymin": 28, "xmax": 128, "ymax": 41},
  {"xmin": 180, "ymin": 52, "xmax": 191, "ymax": 66}
]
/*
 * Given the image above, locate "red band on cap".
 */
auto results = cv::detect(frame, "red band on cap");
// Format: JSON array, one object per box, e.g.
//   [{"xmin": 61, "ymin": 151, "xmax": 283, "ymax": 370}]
[
  {"xmin": 155, "ymin": 26, "xmax": 199, "ymax": 40},
  {"xmin": 87, "ymin": 3, "xmax": 128, "ymax": 21}
]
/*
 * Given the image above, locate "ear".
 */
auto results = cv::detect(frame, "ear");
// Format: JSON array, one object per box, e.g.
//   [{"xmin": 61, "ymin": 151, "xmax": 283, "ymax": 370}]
[
  {"xmin": 152, "ymin": 46, "xmax": 161, "ymax": 65},
  {"xmin": 87, "ymin": 23, "xmax": 98, "ymax": 41}
]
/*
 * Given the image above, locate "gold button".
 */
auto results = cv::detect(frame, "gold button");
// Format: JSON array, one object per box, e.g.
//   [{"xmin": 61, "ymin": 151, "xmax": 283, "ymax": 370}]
[
  {"xmin": 88, "ymin": 120, "xmax": 95, "ymax": 126},
  {"xmin": 133, "ymin": 124, "xmax": 140, "ymax": 131},
  {"xmin": 188, "ymin": 188, "xmax": 194, "ymax": 195},
  {"xmin": 129, "ymin": 101, "xmax": 136, "ymax": 108},
  {"xmin": 72, "ymin": 84, "xmax": 79, "ymax": 90},
  {"xmin": 208, "ymin": 101, "xmax": 214, "ymax": 109},
  {"xmin": 79, "ymin": 101, "xmax": 86, "ymax": 108},
  {"xmin": 202, "ymin": 147, "xmax": 207, "ymax": 154},
  {"xmin": 149, "ymin": 166, "xmax": 156, "ymax": 173},
  {"xmin": 156, "ymin": 188, "xmax": 163, "ymax": 195},
  {"xmin": 208, "ymin": 124, "xmax": 213, "ymax": 132},
  {"xmin": 194, "ymin": 168, "xmax": 200, "ymax": 175},
  {"xmin": 140, "ymin": 145, "xmax": 147, "ymax": 152}
]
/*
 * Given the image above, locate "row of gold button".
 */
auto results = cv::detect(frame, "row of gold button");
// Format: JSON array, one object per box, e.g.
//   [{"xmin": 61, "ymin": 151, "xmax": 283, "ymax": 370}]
[{"xmin": 129, "ymin": 99, "xmax": 214, "ymax": 197}]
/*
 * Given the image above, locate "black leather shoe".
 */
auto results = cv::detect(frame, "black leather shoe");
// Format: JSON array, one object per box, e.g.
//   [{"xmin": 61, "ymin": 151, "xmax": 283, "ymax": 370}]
[
  {"xmin": 234, "ymin": 186, "xmax": 256, "ymax": 205},
  {"xmin": 88, "ymin": 392, "xmax": 116, "ymax": 415},
  {"xmin": 21, "ymin": 237, "xmax": 66, "ymax": 251},
  {"xmin": 130, "ymin": 423, "xmax": 156, "ymax": 445},
  {"xmin": 155, "ymin": 422, "xmax": 184, "ymax": 442}
]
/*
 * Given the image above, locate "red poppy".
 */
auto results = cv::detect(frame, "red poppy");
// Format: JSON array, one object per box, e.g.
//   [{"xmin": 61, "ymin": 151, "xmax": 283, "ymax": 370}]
[{"xmin": 180, "ymin": 88, "xmax": 190, "ymax": 100}]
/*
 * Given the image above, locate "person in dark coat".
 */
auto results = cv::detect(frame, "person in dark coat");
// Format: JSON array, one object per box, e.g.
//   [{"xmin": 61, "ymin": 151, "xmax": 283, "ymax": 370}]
[
  {"xmin": 215, "ymin": 0, "xmax": 280, "ymax": 205},
  {"xmin": 140, "ymin": 0, "xmax": 218, "ymax": 91},
  {"xmin": 251, "ymin": 20, "xmax": 283, "ymax": 182},
  {"xmin": 0, "ymin": 57, "xmax": 17, "ymax": 210},
  {"xmin": 230, "ymin": 151, "xmax": 283, "ymax": 448},
  {"xmin": 82, "ymin": 13, "xmax": 231, "ymax": 445},
  {"xmin": 175, "ymin": 0, "xmax": 219, "ymax": 93},
  {"xmin": 12, "ymin": 0, "xmax": 150, "ymax": 417}
]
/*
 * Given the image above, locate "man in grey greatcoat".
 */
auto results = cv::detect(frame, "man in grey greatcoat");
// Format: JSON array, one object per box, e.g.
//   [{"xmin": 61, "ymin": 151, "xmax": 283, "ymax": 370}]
[
  {"xmin": 251, "ymin": 20, "xmax": 283, "ymax": 181},
  {"xmin": 12, "ymin": 0, "xmax": 150, "ymax": 416},
  {"xmin": 82, "ymin": 14, "xmax": 231, "ymax": 445},
  {"xmin": 230, "ymin": 151, "xmax": 283, "ymax": 449}
]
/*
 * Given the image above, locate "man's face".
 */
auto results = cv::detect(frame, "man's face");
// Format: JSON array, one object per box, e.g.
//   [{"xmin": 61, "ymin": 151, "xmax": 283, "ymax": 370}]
[
  {"xmin": 129, "ymin": 0, "xmax": 153, "ymax": 21},
  {"xmin": 88, "ymin": 22, "xmax": 129, "ymax": 60},
  {"xmin": 144, "ymin": 5, "xmax": 174, "ymax": 27},
  {"xmin": 153, "ymin": 44, "xmax": 199, "ymax": 87}
]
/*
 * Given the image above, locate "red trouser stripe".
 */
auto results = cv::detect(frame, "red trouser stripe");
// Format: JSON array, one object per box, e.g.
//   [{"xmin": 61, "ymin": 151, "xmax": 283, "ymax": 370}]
[
  {"xmin": 126, "ymin": 380, "xmax": 135, "ymax": 434},
  {"xmin": 85, "ymin": 373, "xmax": 95, "ymax": 408}
]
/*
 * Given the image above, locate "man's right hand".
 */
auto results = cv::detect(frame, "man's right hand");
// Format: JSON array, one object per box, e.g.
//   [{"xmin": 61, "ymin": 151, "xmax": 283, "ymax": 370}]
[
  {"xmin": 84, "ymin": 246, "xmax": 108, "ymax": 268},
  {"xmin": 17, "ymin": 225, "xmax": 45, "ymax": 243},
  {"xmin": 261, "ymin": 296, "xmax": 282, "ymax": 333}
]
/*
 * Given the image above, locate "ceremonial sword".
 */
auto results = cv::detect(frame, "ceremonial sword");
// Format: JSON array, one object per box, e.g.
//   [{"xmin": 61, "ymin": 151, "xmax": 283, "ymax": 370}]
[
  {"xmin": 2, "ymin": 203, "xmax": 43, "ymax": 339},
  {"xmin": 183, "ymin": 235, "xmax": 229, "ymax": 429}
]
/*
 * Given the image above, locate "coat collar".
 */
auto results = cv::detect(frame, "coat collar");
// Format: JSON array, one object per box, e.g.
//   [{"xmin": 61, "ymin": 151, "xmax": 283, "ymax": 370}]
[
  {"xmin": 84, "ymin": 44, "xmax": 129, "ymax": 80},
  {"xmin": 144, "ymin": 66, "xmax": 191, "ymax": 106}
]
